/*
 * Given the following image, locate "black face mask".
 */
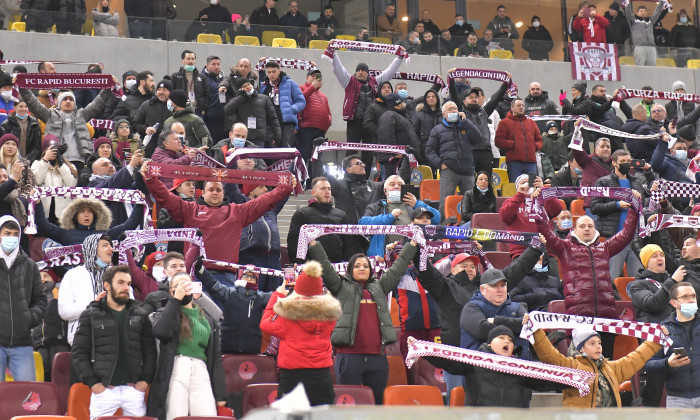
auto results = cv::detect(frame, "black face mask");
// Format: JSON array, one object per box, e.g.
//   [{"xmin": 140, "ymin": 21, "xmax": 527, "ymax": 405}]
[
  {"xmin": 42, "ymin": 280, "xmax": 56, "ymax": 294},
  {"xmin": 102, "ymin": 6, "xmax": 109, "ymax": 12},
  {"xmin": 180, "ymin": 294, "xmax": 193, "ymax": 305},
  {"xmin": 466, "ymin": 103, "xmax": 480, "ymax": 111},
  {"xmin": 362, "ymin": 33, "xmax": 369, "ymax": 41},
  {"xmin": 617, "ymin": 162, "xmax": 631, "ymax": 175}
]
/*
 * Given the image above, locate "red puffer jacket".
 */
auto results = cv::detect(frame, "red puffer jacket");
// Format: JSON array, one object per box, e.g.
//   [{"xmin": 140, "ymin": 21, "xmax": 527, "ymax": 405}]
[
  {"xmin": 536, "ymin": 210, "xmax": 639, "ymax": 318},
  {"xmin": 260, "ymin": 291, "xmax": 341, "ymax": 369},
  {"xmin": 495, "ymin": 111, "xmax": 543, "ymax": 163},
  {"xmin": 298, "ymin": 82, "xmax": 332, "ymax": 132}
]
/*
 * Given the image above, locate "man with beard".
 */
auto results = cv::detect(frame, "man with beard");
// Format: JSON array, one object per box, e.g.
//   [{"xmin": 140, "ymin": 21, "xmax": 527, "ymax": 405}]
[
  {"xmin": 523, "ymin": 82, "xmax": 559, "ymax": 132},
  {"xmin": 71, "ymin": 265, "xmax": 157, "ymax": 419},
  {"xmin": 678, "ymin": 236, "xmax": 700, "ymax": 294}
]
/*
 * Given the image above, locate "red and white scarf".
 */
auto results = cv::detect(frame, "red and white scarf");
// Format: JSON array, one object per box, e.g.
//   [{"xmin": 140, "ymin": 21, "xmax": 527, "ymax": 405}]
[
  {"xmin": 368, "ymin": 70, "xmax": 446, "ymax": 91},
  {"xmin": 117, "ymin": 229, "xmax": 206, "ymax": 273},
  {"xmin": 37, "ymin": 244, "xmax": 84, "ymax": 270},
  {"xmin": 322, "ymin": 39, "xmax": 410, "ymax": 61},
  {"xmin": 26, "ymin": 187, "xmax": 149, "ymax": 235},
  {"xmin": 569, "ymin": 117, "xmax": 661, "ymax": 151},
  {"xmin": 529, "ymin": 115, "xmax": 583, "ymax": 122},
  {"xmin": 620, "ymin": 0, "xmax": 672, "ymax": 11},
  {"xmin": 616, "ymin": 87, "xmax": 697, "ymax": 103},
  {"xmin": 15, "ymin": 73, "xmax": 125, "ymax": 100},
  {"xmin": 226, "ymin": 148, "xmax": 308, "ymax": 195},
  {"xmin": 311, "ymin": 141, "xmax": 418, "ymax": 168},
  {"xmin": 649, "ymin": 179, "xmax": 700, "ymax": 211},
  {"xmin": 190, "ymin": 148, "xmax": 226, "ymax": 168},
  {"xmin": 521, "ymin": 311, "xmax": 673, "ymax": 350},
  {"xmin": 148, "ymin": 163, "xmax": 294, "ymax": 188},
  {"xmin": 89, "ymin": 119, "xmax": 115, "ymax": 131},
  {"xmin": 406, "ymin": 337, "xmax": 595, "ymax": 396},
  {"xmin": 646, "ymin": 213, "xmax": 700, "ymax": 232},
  {"xmin": 448, "ymin": 68, "xmax": 518, "ymax": 98},
  {"xmin": 255, "ymin": 58, "xmax": 317, "ymax": 72}
]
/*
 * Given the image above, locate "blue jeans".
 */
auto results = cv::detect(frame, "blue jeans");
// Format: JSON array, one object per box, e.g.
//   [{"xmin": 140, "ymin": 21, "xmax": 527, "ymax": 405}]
[
  {"xmin": 0, "ymin": 346, "xmax": 36, "ymax": 382},
  {"xmin": 506, "ymin": 161, "xmax": 537, "ymax": 184}
]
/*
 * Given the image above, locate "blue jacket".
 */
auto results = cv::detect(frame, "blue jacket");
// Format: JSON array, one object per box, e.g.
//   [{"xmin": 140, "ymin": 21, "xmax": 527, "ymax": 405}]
[
  {"xmin": 0, "ymin": 97, "xmax": 13, "ymax": 125},
  {"xmin": 87, "ymin": 166, "xmax": 147, "ymax": 227},
  {"xmin": 621, "ymin": 118, "xmax": 658, "ymax": 161},
  {"xmin": 645, "ymin": 312, "xmax": 700, "ymax": 398},
  {"xmin": 460, "ymin": 291, "xmax": 530, "ymax": 359},
  {"xmin": 396, "ymin": 266, "xmax": 440, "ymax": 331},
  {"xmin": 226, "ymin": 183, "xmax": 289, "ymax": 254},
  {"xmin": 359, "ymin": 199, "xmax": 440, "ymax": 257},
  {"xmin": 259, "ymin": 72, "xmax": 306, "ymax": 128},
  {"xmin": 650, "ymin": 139, "xmax": 699, "ymax": 183}
]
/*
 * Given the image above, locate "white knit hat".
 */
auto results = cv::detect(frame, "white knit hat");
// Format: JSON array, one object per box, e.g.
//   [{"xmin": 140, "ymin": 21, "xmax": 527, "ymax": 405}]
[
  {"xmin": 57, "ymin": 91, "xmax": 75, "ymax": 105},
  {"xmin": 572, "ymin": 327, "xmax": 600, "ymax": 351},
  {"xmin": 672, "ymin": 80, "xmax": 686, "ymax": 92}
]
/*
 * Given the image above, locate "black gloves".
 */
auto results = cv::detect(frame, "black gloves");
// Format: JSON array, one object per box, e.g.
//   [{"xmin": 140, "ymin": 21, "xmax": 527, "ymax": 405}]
[{"xmin": 313, "ymin": 137, "xmax": 328, "ymax": 147}]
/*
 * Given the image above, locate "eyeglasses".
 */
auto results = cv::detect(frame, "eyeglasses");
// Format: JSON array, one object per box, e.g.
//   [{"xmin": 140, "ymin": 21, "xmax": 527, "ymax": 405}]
[
  {"xmin": 651, "ymin": 109, "xmax": 665, "ymax": 113},
  {"xmin": 351, "ymin": 161, "xmax": 366, "ymax": 167},
  {"xmin": 117, "ymin": 125, "xmax": 129, "ymax": 129},
  {"xmin": 676, "ymin": 294, "xmax": 697, "ymax": 301}
]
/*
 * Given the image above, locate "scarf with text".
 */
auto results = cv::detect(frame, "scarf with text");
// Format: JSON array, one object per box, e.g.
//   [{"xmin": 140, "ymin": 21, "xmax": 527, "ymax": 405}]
[
  {"xmin": 117, "ymin": 229, "xmax": 205, "ymax": 267},
  {"xmin": 406, "ymin": 337, "xmax": 594, "ymax": 396},
  {"xmin": 420, "ymin": 225, "xmax": 542, "ymax": 249},
  {"xmin": 89, "ymin": 119, "xmax": 115, "ymax": 131},
  {"xmin": 447, "ymin": 68, "xmax": 518, "ymax": 98},
  {"xmin": 620, "ymin": 0, "xmax": 672, "ymax": 11},
  {"xmin": 255, "ymin": 58, "xmax": 317, "ymax": 72},
  {"xmin": 148, "ymin": 163, "xmax": 294, "ymax": 188},
  {"xmin": 37, "ymin": 244, "xmax": 84, "ymax": 270},
  {"xmin": 322, "ymin": 39, "xmax": 410, "ymax": 61},
  {"xmin": 311, "ymin": 141, "xmax": 418, "ymax": 168},
  {"xmin": 367, "ymin": 70, "xmax": 446, "ymax": 91},
  {"xmin": 387, "ymin": 241, "xmax": 494, "ymax": 271},
  {"xmin": 521, "ymin": 311, "xmax": 672, "ymax": 350},
  {"xmin": 190, "ymin": 148, "xmax": 225, "ymax": 168},
  {"xmin": 26, "ymin": 187, "xmax": 149, "ymax": 235},
  {"xmin": 646, "ymin": 213, "xmax": 700, "ymax": 232},
  {"xmin": 569, "ymin": 118, "xmax": 662, "ymax": 151},
  {"xmin": 649, "ymin": 179, "xmax": 700, "ymax": 212},
  {"xmin": 616, "ymin": 87, "xmax": 698, "ymax": 103},
  {"xmin": 529, "ymin": 115, "xmax": 584, "ymax": 121},
  {"xmin": 15, "ymin": 73, "xmax": 125, "ymax": 100},
  {"xmin": 226, "ymin": 147, "xmax": 308, "ymax": 195}
]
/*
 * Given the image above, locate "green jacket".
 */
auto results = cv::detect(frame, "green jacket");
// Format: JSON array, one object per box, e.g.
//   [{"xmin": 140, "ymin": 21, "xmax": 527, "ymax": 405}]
[
  {"xmin": 163, "ymin": 107, "xmax": 212, "ymax": 149},
  {"xmin": 308, "ymin": 241, "xmax": 417, "ymax": 348}
]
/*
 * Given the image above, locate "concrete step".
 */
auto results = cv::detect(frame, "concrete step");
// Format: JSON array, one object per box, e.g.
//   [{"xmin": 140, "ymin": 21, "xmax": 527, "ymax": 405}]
[
  {"xmin": 278, "ymin": 192, "xmax": 311, "ymax": 247},
  {"xmin": 530, "ymin": 392, "xmax": 563, "ymax": 408}
]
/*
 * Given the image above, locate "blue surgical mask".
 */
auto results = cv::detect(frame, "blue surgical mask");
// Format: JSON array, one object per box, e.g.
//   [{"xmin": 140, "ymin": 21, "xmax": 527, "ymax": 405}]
[
  {"xmin": 573, "ymin": 167, "xmax": 583, "ymax": 175},
  {"xmin": 101, "ymin": 175, "xmax": 112, "ymax": 180},
  {"xmin": 560, "ymin": 218, "xmax": 573, "ymax": 230},
  {"xmin": 178, "ymin": 193, "xmax": 190, "ymax": 199},
  {"xmin": 184, "ymin": 64, "xmax": 196, "ymax": 72},
  {"xmin": 397, "ymin": 89, "xmax": 409, "ymax": 99},
  {"xmin": 533, "ymin": 263, "xmax": 548, "ymax": 273},
  {"xmin": 680, "ymin": 16, "xmax": 689, "ymax": 23},
  {"xmin": 95, "ymin": 258, "xmax": 109, "ymax": 269},
  {"xmin": 675, "ymin": 150, "xmax": 688, "ymax": 161},
  {"xmin": 232, "ymin": 138, "xmax": 246, "ymax": 148},
  {"xmin": 447, "ymin": 112, "xmax": 459, "ymax": 123},
  {"xmin": 1, "ymin": 236, "xmax": 19, "ymax": 253},
  {"xmin": 167, "ymin": 100, "xmax": 174, "ymax": 112},
  {"xmin": 681, "ymin": 302, "xmax": 698, "ymax": 317},
  {"xmin": 456, "ymin": 19, "xmax": 464, "ymax": 26},
  {"xmin": 477, "ymin": 186, "xmax": 489, "ymax": 194},
  {"xmin": 15, "ymin": 113, "xmax": 27, "ymax": 120},
  {"xmin": 387, "ymin": 190, "xmax": 402, "ymax": 203}
]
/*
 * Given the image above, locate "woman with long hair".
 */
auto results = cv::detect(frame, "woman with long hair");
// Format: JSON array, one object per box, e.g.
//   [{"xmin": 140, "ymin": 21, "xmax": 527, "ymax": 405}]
[{"xmin": 148, "ymin": 272, "xmax": 226, "ymax": 420}]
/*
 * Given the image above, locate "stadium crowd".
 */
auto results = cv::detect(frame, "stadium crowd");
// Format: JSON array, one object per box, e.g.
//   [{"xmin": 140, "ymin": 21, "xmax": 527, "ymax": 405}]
[{"xmin": 3, "ymin": 4, "xmax": 700, "ymax": 416}]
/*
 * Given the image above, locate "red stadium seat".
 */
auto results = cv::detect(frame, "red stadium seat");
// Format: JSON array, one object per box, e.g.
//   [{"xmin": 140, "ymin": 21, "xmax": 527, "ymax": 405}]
[
  {"xmin": 95, "ymin": 417, "xmax": 156, "ymax": 420},
  {"xmin": 449, "ymin": 386, "xmax": 465, "ymax": 406},
  {"xmin": 333, "ymin": 385, "xmax": 375, "ymax": 405},
  {"xmin": 11, "ymin": 417, "xmax": 77, "ymax": 420},
  {"xmin": 444, "ymin": 195, "xmax": 462, "ymax": 223},
  {"xmin": 495, "ymin": 196, "xmax": 508, "ymax": 211},
  {"xmin": 222, "ymin": 354, "xmax": 278, "ymax": 394},
  {"xmin": 241, "ymin": 383, "xmax": 278, "ymax": 415},
  {"xmin": 547, "ymin": 300, "xmax": 566, "ymax": 314},
  {"xmin": 51, "ymin": 352, "xmax": 72, "ymax": 414},
  {"xmin": 419, "ymin": 180, "xmax": 440, "ymax": 202},
  {"xmin": 386, "ymin": 356, "xmax": 408, "ymax": 386},
  {"xmin": 408, "ymin": 357, "xmax": 446, "ymax": 393},
  {"xmin": 483, "ymin": 251, "xmax": 512, "ymax": 269},
  {"xmin": 0, "ymin": 382, "xmax": 62, "ymax": 418},
  {"xmin": 614, "ymin": 277, "xmax": 635, "ymax": 302}
]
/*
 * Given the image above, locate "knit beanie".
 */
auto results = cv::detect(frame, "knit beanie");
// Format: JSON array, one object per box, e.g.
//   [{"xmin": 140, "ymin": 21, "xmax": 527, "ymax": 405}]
[
  {"xmin": 672, "ymin": 80, "xmax": 687, "ymax": 92},
  {"xmin": 515, "ymin": 173, "xmax": 529, "ymax": 188},
  {"xmin": 293, "ymin": 260, "xmax": 324, "ymax": 297},
  {"xmin": 242, "ymin": 183, "xmax": 263, "ymax": 197},
  {"xmin": 677, "ymin": 124, "xmax": 695, "ymax": 142},
  {"xmin": 92, "ymin": 136, "xmax": 112, "ymax": 153},
  {"xmin": 0, "ymin": 133, "xmax": 18, "ymax": 149},
  {"xmin": 114, "ymin": 119, "xmax": 131, "ymax": 131},
  {"xmin": 545, "ymin": 121, "xmax": 559, "ymax": 132},
  {"xmin": 639, "ymin": 244, "xmax": 664, "ymax": 268},
  {"xmin": 572, "ymin": 81, "xmax": 587, "ymax": 94},
  {"xmin": 236, "ymin": 77, "xmax": 252, "ymax": 89},
  {"xmin": 41, "ymin": 134, "xmax": 59, "ymax": 151},
  {"xmin": 169, "ymin": 89, "xmax": 188, "ymax": 108},
  {"xmin": 487, "ymin": 325, "xmax": 514, "ymax": 343},
  {"xmin": 572, "ymin": 327, "xmax": 600, "ymax": 351},
  {"xmin": 57, "ymin": 91, "xmax": 75, "ymax": 105},
  {"xmin": 156, "ymin": 79, "xmax": 173, "ymax": 92}
]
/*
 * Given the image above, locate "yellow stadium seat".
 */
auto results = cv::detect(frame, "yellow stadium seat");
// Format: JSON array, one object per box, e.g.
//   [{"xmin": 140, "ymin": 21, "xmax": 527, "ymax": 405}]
[
  {"xmin": 6, "ymin": 14, "xmax": 21, "ymax": 30},
  {"xmin": 656, "ymin": 57, "xmax": 676, "ymax": 67},
  {"xmin": 336, "ymin": 34, "xmax": 356, "ymax": 41},
  {"xmin": 262, "ymin": 30, "xmax": 285, "ymax": 46},
  {"xmin": 272, "ymin": 37, "xmax": 297, "ymax": 48},
  {"xmin": 688, "ymin": 59, "xmax": 700, "ymax": 69},
  {"xmin": 197, "ymin": 33, "xmax": 223, "ymax": 44},
  {"xmin": 618, "ymin": 56, "xmax": 635, "ymax": 65},
  {"xmin": 10, "ymin": 22, "xmax": 25, "ymax": 32},
  {"xmin": 50, "ymin": 24, "xmax": 57, "ymax": 33},
  {"xmin": 489, "ymin": 49, "xmax": 513, "ymax": 59},
  {"xmin": 370, "ymin": 36, "xmax": 391, "ymax": 44},
  {"xmin": 309, "ymin": 40, "xmax": 329, "ymax": 49},
  {"xmin": 491, "ymin": 168, "xmax": 508, "ymax": 191},
  {"xmin": 501, "ymin": 182, "xmax": 516, "ymax": 197},
  {"xmin": 498, "ymin": 156, "xmax": 506, "ymax": 169},
  {"xmin": 410, "ymin": 165, "xmax": 433, "ymax": 185},
  {"xmin": 234, "ymin": 35, "xmax": 261, "ymax": 46},
  {"xmin": 454, "ymin": 48, "xmax": 460, "ymax": 56},
  {"xmin": 82, "ymin": 19, "xmax": 93, "ymax": 36}
]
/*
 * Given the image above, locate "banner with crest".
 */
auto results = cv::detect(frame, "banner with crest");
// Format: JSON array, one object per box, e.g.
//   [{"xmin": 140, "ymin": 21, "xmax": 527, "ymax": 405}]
[{"xmin": 569, "ymin": 42, "xmax": 621, "ymax": 81}]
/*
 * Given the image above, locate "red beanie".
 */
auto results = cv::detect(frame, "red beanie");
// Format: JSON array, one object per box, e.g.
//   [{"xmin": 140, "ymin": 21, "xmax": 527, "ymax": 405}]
[
  {"xmin": 92, "ymin": 136, "xmax": 112, "ymax": 153},
  {"xmin": 144, "ymin": 251, "xmax": 166, "ymax": 275},
  {"xmin": 0, "ymin": 133, "xmax": 18, "ymax": 149},
  {"xmin": 242, "ymin": 183, "xmax": 262, "ymax": 197},
  {"xmin": 41, "ymin": 134, "xmax": 59, "ymax": 151},
  {"xmin": 294, "ymin": 261, "xmax": 323, "ymax": 297}
]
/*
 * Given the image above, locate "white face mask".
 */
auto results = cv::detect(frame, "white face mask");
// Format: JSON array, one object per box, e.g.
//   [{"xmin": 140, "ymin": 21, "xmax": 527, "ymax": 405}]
[
  {"xmin": 387, "ymin": 190, "xmax": 402, "ymax": 203},
  {"xmin": 152, "ymin": 266, "xmax": 166, "ymax": 282},
  {"xmin": 1, "ymin": 91, "xmax": 12, "ymax": 101},
  {"xmin": 533, "ymin": 21, "xmax": 540, "ymax": 27},
  {"xmin": 125, "ymin": 79, "xmax": 137, "ymax": 89},
  {"xmin": 210, "ymin": 0, "xmax": 218, "ymax": 4}
]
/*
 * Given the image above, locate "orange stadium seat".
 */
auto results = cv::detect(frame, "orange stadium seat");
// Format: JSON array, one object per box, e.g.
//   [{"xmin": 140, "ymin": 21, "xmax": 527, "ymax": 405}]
[{"xmin": 383, "ymin": 385, "xmax": 444, "ymax": 406}]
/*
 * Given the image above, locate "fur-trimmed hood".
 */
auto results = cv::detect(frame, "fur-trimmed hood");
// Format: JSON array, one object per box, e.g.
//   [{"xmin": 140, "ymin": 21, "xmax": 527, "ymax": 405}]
[
  {"xmin": 273, "ymin": 294, "xmax": 341, "ymax": 323},
  {"xmin": 59, "ymin": 198, "xmax": 112, "ymax": 231}
]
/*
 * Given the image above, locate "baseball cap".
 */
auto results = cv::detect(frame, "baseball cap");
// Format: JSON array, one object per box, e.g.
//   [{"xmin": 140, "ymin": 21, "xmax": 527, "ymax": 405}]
[{"xmin": 480, "ymin": 268, "xmax": 506, "ymax": 285}]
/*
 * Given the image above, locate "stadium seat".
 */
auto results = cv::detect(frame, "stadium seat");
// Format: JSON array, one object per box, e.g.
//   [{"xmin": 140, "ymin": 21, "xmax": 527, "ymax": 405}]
[
  {"xmin": 419, "ymin": 179, "xmax": 440, "ymax": 202},
  {"xmin": 333, "ymin": 385, "xmax": 375, "ymax": 405},
  {"xmin": 196, "ymin": 33, "xmax": 223, "ymax": 44},
  {"xmin": 498, "ymin": 157, "xmax": 506, "ymax": 169},
  {"xmin": 271, "ymin": 38, "xmax": 297, "ymax": 48},
  {"xmin": 449, "ymin": 386, "xmax": 465, "ymax": 406},
  {"xmin": 616, "ymin": 300, "xmax": 636, "ymax": 321},
  {"xmin": 444, "ymin": 195, "xmax": 462, "ymax": 223},
  {"xmin": 0, "ymin": 382, "xmax": 62, "ymax": 418},
  {"xmin": 491, "ymin": 168, "xmax": 508, "ymax": 191},
  {"xmin": 614, "ymin": 277, "xmax": 635, "ymax": 302},
  {"xmin": 222, "ymin": 354, "xmax": 278, "ymax": 394},
  {"xmin": 11, "ymin": 21, "xmax": 25, "ymax": 32},
  {"xmin": 412, "ymin": 165, "xmax": 434, "ymax": 185},
  {"xmin": 386, "ymin": 356, "xmax": 408, "ymax": 386},
  {"xmin": 408, "ymin": 358, "xmax": 446, "ymax": 393},
  {"xmin": 383, "ymin": 385, "xmax": 444, "ymax": 406},
  {"xmin": 570, "ymin": 198, "xmax": 585, "ymax": 216},
  {"xmin": 501, "ymin": 183, "xmax": 516, "ymax": 197},
  {"xmin": 547, "ymin": 300, "xmax": 566, "ymax": 314},
  {"xmin": 234, "ymin": 35, "xmax": 261, "ymax": 46},
  {"xmin": 656, "ymin": 57, "xmax": 676, "ymax": 67},
  {"xmin": 470, "ymin": 213, "xmax": 507, "ymax": 231},
  {"xmin": 484, "ymin": 251, "xmax": 512, "ymax": 270},
  {"xmin": 95, "ymin": 417, "xmax": 156, "ymax": 420},
  {"xmin": 241, "ymin": 383, "xmax": 278, "ymax": 414},
  {"xmin": 335, "ymin": 34, "xmax": 356, "ymax": 41},
  {"xmin": 262, "ymin": 30, "xmax": 285, "ymax": 46},
  {"xmin": 308, "ymin": 40, "xmax": 329, "ymax": 49},
  {"xmin": 618, "ymin": 55, "xmax": 635, "ymax": 65},
  {"xmin": 390, "ymin": 296, "xmax": 400, "ymax": 326},
  {"xmin": 489, "ymin": 50, "xmax": 513, "ymax": 59},
  {"xmin": 67, "ymin": 383, "xmax": 112, "ymax": 420},
  {"xmin": 370, "ymin": 36, "xmax": 391, "ymax": 44},
  {"xmin": 496, "ymin": 196, "xmax": 508, "ymax": 211},
  {"xmin": 384, "ymin": 327, "xmax": 403, "ymax": 358},
  {"xmin": 454, "ymin": 48, "xmax": 459, "ymax": 57},
  {"xmin": 11, "ymin": 417, "xmax": 77, "ymax": 420},
  {"xmin": 688, "ymin": 59, "xmax": 700, "ymax": 69}
]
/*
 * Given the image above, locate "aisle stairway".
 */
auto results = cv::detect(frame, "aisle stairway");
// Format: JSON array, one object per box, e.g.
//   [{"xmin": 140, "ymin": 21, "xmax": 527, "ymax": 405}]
[{"xmin": 278, "ymin": 190, "xmax": 311, "ymax": 247}]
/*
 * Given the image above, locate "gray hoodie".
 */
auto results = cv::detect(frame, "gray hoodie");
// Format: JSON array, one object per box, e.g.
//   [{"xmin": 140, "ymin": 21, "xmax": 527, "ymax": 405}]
[
  {"xmin": 486, "ymin": 15, "xmax": 520, "ymax": 51},
  {"xmin": 625, "ymin": 1, "xmax": 664, "ymax": 46}
]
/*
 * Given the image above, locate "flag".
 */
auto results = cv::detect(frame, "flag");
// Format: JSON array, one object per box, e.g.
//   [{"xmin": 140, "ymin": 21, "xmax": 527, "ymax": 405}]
[{"xmin": 569, "ymin": 42, "xmax": 621, "ymax": 81}]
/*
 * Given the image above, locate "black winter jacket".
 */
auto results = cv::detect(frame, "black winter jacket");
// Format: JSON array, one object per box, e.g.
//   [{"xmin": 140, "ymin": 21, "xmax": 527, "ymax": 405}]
[
  {"xmin": 449, "ymin": 80, "xmax": 508, "ymax": 151},
  {"xmin": 132, "ymin": 97, "xmax": 171, "ymax": 157},
  {"xmin": 524, "ymin": 91, "xmax": 559, "ymax": 132},
  {"xmin": 621, "ymin": 118, "xmax": 658, "ymax": 162},
  {"xmin": 147, "ymin": 297, "xmax": 226, "ymax": 419},
  {"xmin": 628, "ymin": 269, "xmax": 676, "ymax": 323},
  {"xmin": 665, "ymin": 100, "xmax": 696, "ymax": 121},
  {"xmin": 171, "ymin": 67, "xmax": 209, "ymax": 116},
  {"xmin": 110, "ymin": 87, "xmax": 154, "ymax": 122},
  {"xmin": 590, "ymin": 174, "xmax": 644, "ymax": 237},
  {"xmin": 71, "ymin": 298, "xmax": 157, "ymax": 388},
  {"xmin": 425, "ymin": 118, "xmax": 482, "ymax": 174},
  {"xmin": 1, "ymin": 114, "xmax": 42, "ymax": 163},
  {"xmin": 509, "ymin": 266, "xmax": 564, "ymax": 311},
  {"xmin": 0, "ymin": 250, "xmax": 46, "ymax": 348},
  {"xmin": 460, "ymin": 185, "xmax": 497, "ymax": 223},
  {"xmin": 605, "ymin": 12, "xmax": 631, "ymax": 44},
  {"xmin": 522, "ymin": 25, "xmax": 554, "ymax": 60},
  {"xmin": 124, "ymin": 0, "xmax": 151, "ymax": 17},
  {"xmin": 541, "ymin": 133, "xmax": 569, "ymax": 171},
  {"xmin": 377, "ymin": 108, "xmax": 419, "ymax": 163},
  {"xmin": 223, "ymin": 91, "xmax": 280, "ymax": 146},
  {"xmin": 562, "ymin": 95, "xmax": 593, "ymax": 117},
  {"xmin": 32, "ymin": 296, "xmax": 67, "ymax": 348},
  {"xmin": 363, "ymin": 97, "xmax": 388, "ymax": 145}
]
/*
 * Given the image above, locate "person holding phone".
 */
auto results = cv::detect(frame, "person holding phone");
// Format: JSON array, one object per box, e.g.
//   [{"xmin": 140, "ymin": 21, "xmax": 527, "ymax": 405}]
[
  {"xmin": 645, "ymin": 282, "xmax": 700, "ymax": 408},
  {"xmin": 298, "ymin": 69, "xmax": 331, "ymax": 178},
  {"xmin": 31, "ymin": 134, "xmax": 78, "ymax": 224},
  {"xmin": 148, "ymin": 271, "xmax": 227, "ymax": 419}
]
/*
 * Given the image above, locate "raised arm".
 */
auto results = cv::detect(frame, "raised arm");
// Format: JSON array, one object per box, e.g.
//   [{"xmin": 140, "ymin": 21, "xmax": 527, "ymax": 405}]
[
  {"xmin": 307, "ymin": 241, "xmax": 344, "ymax": 296},
  {"xmin": 375, "ymin": 56, "xmax": 404, "ymax": 85}
]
